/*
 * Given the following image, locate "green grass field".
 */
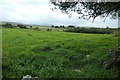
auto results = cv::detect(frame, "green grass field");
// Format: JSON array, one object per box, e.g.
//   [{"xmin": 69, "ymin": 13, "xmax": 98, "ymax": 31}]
[{"xmin": 2, "ymin": 28, "xmax": 118, "ymax": 78}]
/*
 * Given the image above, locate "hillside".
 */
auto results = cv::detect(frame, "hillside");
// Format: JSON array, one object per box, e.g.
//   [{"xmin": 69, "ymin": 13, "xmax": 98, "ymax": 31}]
[{"xmin": 0, "ymin": 21, "xmax": 23, "ymax": 25}]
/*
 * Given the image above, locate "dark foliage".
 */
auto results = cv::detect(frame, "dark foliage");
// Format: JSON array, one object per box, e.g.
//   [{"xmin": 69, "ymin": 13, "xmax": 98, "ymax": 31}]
[
  {"xmin": 54, "ymin": 26, "xmax": 59, "ymax": 28},
  {"xmin": 64, "ymin": 27, "xmax": 113, "ymax": 34},
  {"xmin": 29, "ymin": 26, "xmax": 32, "ymax": 28},
  {"xmin": 51, "ymin": 1, "xmax": 120, "ymax": 21},
  {"xmin": 17, "ymin": 24, "xmax": 27, "ymax": 29},
  {"xmin": 67, "ymin": 25, "xmax": 75, "ymax": 28},
  {"xmin": 51, "ymin": 25, "xmax": 55, "ymax": 28},
  {"xmin": 2, "ymin": 23, "xmax": 15, "ymax": 28},
  {"xmin": 103, "ymin": 45, "xmax": 120, "ymax": 77},
  {"xmin": 47, "ymin": 29, "xmax": 52, "ymax": 31},
  {"xmin": 60, "ymin": 25, "xmax": 65, "ymax": 28},
  {"xmin": 34, "ymin": 27, "xmax": 39, "ymax": 30},
  {"xmin": 51, "ymin": 25, "xmax": 60, "ymax": 28}
]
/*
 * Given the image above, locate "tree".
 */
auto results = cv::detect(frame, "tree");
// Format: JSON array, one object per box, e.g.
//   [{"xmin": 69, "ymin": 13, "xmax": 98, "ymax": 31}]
[
  {"xmin": 68, "ymin": 25, "xmax": 75, "ymax": 28},
  {"xmin": 60, "ymin": 25, "xmax": 65, "ymax": 28},
  {"xmin": 29, "ymin": 26, "xmax": 32, "ymax": 28},
  {"xmin": 54, "ymin": 26, "xmax": 59, "ymax": 28},
  {"xmin": 50, "ymin": 1, "xmax": 120, "ymax": 22},
  {"xmin": 50, "ymin": 0, "xmax": 120, "ymax": 77},
  {"xmin": 51, "ymin": 25, "xmax": 55, "ymax": 28},
  {"xmin": 2, "ymin": 23, "xmax": 14, "ymax": 28},
  {"xmin": 17, "ymin": 24, "xmax": 27, "ymax": 29}
]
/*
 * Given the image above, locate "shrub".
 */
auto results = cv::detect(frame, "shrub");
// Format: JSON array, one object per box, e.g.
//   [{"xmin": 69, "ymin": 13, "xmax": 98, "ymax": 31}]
[
  {"xmin": 17, "ymin": 24, "xmax": 27, "ymax": 29},
  {"xmin": 51, "ymin": 25, "xmax": 54, "ymax": 28},
  {"xmin": 34, "ymin": 27, "xmax": 39, "ymax": 30},
  {"xmin": 60, "ymin": 25, "xmax": 65, "ymax": 28},
  {"xmin": 67, "ymin": 25, "xmax": 75, "ymax": 28},
  {"xmin": 113, "ymin": 31, "xmax": 119, "ymax": 37},
  {"xmin": 47, "ymin": 29, "xmax": 52, "ymax": 31},
  {"xmin": 29, "ymin": 26, "xmax": 32, "ymax": 28},
  {"xmin": 64, "ymin": 27, "xmax": 113, "ymax": 34},
  {"xmin": 103, "ymin": 45, "xmax": 120, "ymax": 70},
  {"xmin": 54, "ymin": 26, "xmax": 59, "ymax": 28},
  {"xmin": 2, "ymin": 23, "xmax": 15, "ymax": 28}
]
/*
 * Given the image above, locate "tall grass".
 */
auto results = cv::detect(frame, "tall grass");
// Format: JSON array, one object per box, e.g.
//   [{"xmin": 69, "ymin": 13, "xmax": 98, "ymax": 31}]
[{"xmin": 2, "ymin": 28, "xmax": 118, "ymax": 78}]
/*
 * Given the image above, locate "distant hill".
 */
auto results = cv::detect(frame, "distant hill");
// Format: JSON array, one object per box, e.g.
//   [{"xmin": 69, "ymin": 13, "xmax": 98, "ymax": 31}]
[
  {"xmin": 0, "ymin": 21, "xmax": 25, "ymax": 26},
  {"xmin": 0, "ymin": 21, "xmax": 48, "ymax": 27}
]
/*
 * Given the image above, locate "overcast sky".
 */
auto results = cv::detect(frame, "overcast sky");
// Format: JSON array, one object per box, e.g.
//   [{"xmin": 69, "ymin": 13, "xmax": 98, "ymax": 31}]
[{"xmin": 0, "ymin": 0, "xmax": 118, "ymax": 28}]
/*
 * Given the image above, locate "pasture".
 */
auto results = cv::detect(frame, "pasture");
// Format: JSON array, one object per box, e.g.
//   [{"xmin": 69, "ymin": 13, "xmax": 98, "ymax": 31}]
[{"xmin": 2, "ymin": 28, "xmax": 118, "ymax": 78}]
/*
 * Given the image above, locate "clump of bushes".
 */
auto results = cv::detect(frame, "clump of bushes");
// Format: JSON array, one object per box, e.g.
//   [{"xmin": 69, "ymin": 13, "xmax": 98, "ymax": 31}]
[
  {"xmin": 17, "ymin": 24, "xmax": 27, "ymax": 29},
  {"xmin": 34, "ymin": 27, "xmax": 39, "ymax": 30},
  {"xmin": 51, "ymin": 25, "xmax": 59, "ymax": 28},
  {"xmin": 2, "ymin": 23, "xmax": 15, "ymax": 28},
  {"xmin": 103, "ymin": 45, "xmax": 120, "ymax": 76},
  {"xmin": 29, "ymin": 26, "xmax": 32, "ymax": 28},
  {"xmin": 47, "ymin": 29, "xmax": 52, "ymax": 31},
  {"xmin": 113, "ymin": 31, "xmax": 119, "ymax": 37},
  {"xmin": 64, "ymin": 27, "xmax": 113, "ymax": 34},
  {"xmin": 60, "ymin": 25, "xmax": 65, "ymax": 28},
  {"xmin": 67, "ymin": 25, "xmax": 75, "ymax": 28}
]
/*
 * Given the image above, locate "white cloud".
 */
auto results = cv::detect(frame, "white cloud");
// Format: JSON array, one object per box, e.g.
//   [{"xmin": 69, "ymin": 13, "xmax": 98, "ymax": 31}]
[{"xmin": 0, "ymin": 0, "xmax": 118, "ymax": 28}]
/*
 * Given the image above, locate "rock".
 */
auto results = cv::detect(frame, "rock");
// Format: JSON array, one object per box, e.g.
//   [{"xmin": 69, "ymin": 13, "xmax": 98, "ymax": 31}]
[
  {"xmin": 74, "ymin": 69, "xmax": 81, "ymax": 72},
  {"xmin": 86, "ymin": 54, "xmax": 90, "ymax": 59},
  {"xmin": 22, "ymin": 75, "xmax": 39, "ymax": 80}
]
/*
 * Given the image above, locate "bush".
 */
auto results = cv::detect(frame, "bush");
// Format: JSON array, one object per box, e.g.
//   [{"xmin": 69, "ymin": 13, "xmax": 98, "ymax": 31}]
[
  {"xmin": 64, "ymin": 27, "xmax": 113, "ymax": 34},
  {"xmin": 54, "ymin": 26, "xmax": 59, "ymax": 28},
  {"xmin": 60, "ymin": 25, "xmax": 65, "ymax": 28},
  {"xmin": 2, "ymin": 23, "xmax": 15, "ymax": 28},
  {"xmin": 17, "ymin": 24, "xmax": 27, "ymax": 29},
  {"xmin": 47, "ymin": 29, "xmax": 52, "ymax": 31},
  {"xmin": 34, "ymin": 27, "xmax": 39, "ymax": 30},
  {"xmin": 103, "ymin": 45, "xmax": 120, "ymax": 77},
  {"xmin": 51, "ymin": 25, "xmax": 54, "ymax": 28},
  {"xmin": 29, "ymin": 26, "xmax": 32, "ymax": 28},
  {"xmin": 67, "ymin": 25, "xmax": 75, "ymax": 28}
]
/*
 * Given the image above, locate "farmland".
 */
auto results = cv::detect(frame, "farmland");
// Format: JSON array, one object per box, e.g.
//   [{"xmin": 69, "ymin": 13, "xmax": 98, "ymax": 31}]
[{"xmin": 2, "ymin": 28, "xmax": 118, "ymax": 78}]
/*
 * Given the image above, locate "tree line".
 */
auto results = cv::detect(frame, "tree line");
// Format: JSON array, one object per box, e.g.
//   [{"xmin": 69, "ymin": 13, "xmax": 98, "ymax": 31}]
[
  {"xmin": 2, "ymin": 23, "xmax": 117, "ymax": 34},
  {"xmin": 1, "ymin": 23, "xmax": 32, "ymax": 29}
]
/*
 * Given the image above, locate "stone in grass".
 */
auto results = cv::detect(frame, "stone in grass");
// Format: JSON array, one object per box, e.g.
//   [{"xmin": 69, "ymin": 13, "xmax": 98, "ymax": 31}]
[
  {"xmin": 86, "ymin": 54, "xmax": 90, "ymax": 59},
  {"xmin": 22, "ymin": 75, "xmax": 39, "ymax": 80},
  {"xmin": 74, "ymin": 69, "xmax": 81, "ymax": 72}
]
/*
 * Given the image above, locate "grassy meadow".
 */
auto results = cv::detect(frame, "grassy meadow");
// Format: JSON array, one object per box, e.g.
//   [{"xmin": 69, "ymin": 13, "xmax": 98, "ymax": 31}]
[{"xmin": 2, "ymin": 28, "xmax": 118, "ymax": 78}]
